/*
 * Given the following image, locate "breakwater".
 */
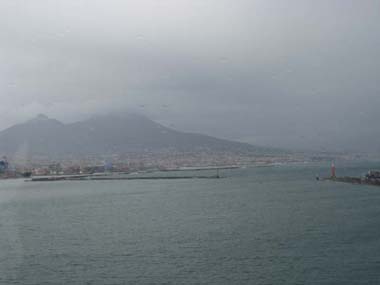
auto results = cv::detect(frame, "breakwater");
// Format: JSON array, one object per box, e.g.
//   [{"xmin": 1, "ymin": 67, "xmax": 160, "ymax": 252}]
[
  {"xmin": 29, "ymin": 174, "xmax": 220, "ymax": 182},
  {"xmin": 325, "ymin": 176, "xmax": 380, "ymax": 187}
]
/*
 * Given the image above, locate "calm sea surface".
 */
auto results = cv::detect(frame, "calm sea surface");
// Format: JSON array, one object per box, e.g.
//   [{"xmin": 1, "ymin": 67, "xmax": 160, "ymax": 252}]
[{"xmin": 1, "ymin": 162, "xmax": 380, "ymax": 284}]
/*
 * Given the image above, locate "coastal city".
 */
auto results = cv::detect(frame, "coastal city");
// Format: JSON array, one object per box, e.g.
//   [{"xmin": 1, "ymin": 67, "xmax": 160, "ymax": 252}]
[
  {"xmin": 0, "ymin": 151, "xmax": 297, "ymax": 178},
  {"xmin": 0, "ymin": 149, "xmax": 373, "ymax": 179}
]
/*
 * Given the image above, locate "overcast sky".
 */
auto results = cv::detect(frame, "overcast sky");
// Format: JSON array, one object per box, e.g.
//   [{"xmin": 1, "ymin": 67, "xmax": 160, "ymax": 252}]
[{"xmin": 0, "ymin": 0, "xmax": 379, "ymax": 152}]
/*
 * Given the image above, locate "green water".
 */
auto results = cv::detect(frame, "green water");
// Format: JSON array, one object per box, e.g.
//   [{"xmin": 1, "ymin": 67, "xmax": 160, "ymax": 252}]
[{"xmin": 1, "ymin": 162, "xmax": 380, "ymax": 284}]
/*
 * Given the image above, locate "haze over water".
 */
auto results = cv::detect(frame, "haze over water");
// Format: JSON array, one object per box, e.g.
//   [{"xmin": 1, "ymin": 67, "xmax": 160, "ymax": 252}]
[
  {"xmin": 1, "ymin": 1, "xmax": 379, "ymax": 284},
  {"xmin": 1, "ymin": 163, "xmax": 380, "ymax": 284}
]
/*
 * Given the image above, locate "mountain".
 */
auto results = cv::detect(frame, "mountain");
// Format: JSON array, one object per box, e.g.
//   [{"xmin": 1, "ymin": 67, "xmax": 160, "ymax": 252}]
[{"xmin": 0, "ymin": 113, "xmax": 273, "ymax": 160}]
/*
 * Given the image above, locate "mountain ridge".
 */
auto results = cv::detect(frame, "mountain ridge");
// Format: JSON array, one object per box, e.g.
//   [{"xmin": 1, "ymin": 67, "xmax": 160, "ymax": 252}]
[{"xmin": 0, "ymin": 113, "xmax": 275, "ymax": 160}]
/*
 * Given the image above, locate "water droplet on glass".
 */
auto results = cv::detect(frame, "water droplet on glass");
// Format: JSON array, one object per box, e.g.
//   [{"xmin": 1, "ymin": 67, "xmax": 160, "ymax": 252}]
[
  {"xmin": 219, "ymin": 57, "xmax": 229, "ymax": 63},
  {"xmin": 136, "ymin": 34, "xmax": 145, "ymax": 41}
]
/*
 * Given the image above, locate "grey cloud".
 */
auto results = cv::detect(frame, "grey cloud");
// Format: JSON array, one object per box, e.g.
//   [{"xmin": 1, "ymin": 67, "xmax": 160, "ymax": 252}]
[{"xmin": 0, "ymin": 0, "xmax": 379, "ymax": 152}]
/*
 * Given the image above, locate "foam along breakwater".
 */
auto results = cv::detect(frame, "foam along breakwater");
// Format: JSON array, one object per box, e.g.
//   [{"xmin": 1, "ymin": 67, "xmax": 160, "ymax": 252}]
[
  {"xmin": 28, "ymin": 172, "xmax": 221, "ymax": 182},
  {"xmin": 28, "ymin": 175, "xmax": 89, "ymax": 182}
]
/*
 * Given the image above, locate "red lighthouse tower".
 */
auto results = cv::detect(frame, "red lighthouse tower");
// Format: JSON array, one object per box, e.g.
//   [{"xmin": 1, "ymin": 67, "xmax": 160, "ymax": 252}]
[{"xmin": 331, "ymin": 161, "xmax": 336, "ymax": 178}]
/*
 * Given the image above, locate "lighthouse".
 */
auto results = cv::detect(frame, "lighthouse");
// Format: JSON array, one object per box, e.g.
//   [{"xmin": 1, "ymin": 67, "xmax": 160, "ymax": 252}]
[{"xmin": 331, "ymin": 161, "xmax": 336, "ymax": 178}]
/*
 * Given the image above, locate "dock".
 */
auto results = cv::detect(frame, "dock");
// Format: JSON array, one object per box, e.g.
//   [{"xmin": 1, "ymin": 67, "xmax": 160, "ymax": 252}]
[
  {"xmin": 322, "ymin": 163, "xmax": 380, "ymax": 187},
  {"xmin": 324, "ymin": 176, "xmax": 380, "ymax": 187}
]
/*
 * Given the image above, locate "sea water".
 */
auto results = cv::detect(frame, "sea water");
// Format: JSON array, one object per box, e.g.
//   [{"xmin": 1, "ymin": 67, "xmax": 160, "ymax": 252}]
[{"xmin": 1, "ymin": 162, "xmax": 380, "ymax": 284}]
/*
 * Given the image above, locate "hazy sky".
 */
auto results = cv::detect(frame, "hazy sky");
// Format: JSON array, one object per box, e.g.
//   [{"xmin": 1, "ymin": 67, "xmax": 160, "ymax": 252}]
[{"xmin": 1, "ymin": 0, "xmax": 379, "ymax": 151}]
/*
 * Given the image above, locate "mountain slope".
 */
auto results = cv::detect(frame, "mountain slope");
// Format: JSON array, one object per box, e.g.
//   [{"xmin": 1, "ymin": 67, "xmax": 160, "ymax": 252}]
[{"xmin": 0, "ymin": 113, "xmax": 270, "ymax": 159}]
